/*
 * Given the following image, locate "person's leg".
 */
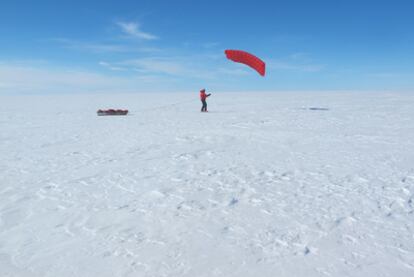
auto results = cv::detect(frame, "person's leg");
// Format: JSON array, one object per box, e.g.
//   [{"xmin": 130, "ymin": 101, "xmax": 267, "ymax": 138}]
[{"xmin": 201, "ymin": 100, "xmax": 207, "ymax": 111}]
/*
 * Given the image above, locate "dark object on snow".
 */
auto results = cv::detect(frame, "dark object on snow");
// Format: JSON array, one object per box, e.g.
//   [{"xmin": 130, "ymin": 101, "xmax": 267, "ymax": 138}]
[
  {"xmin": 97, "ymin": 109, "xmax": 129, "ymax": 116},
  {"xmin": 309, "ymin": 107, "xmax": 330, "ymax": 111}
]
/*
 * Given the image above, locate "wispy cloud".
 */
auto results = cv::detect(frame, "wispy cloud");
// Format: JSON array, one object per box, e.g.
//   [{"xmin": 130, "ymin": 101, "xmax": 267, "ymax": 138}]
[
  {"xmin": 103, "ymin": 57, "xmax": 216, "ymax": 79},
  {"xmin": 268, "ymin": 61, "xmax": 324, "ymax": 72},
  {"xmin": 116, "ymin": 21, "xmax": 158, "ymax": 40},
  {"xmin": 122, "ymin": 58, "xmax": 188, "ymax": 75},
  {"xmin": 0, "ymin": 62, "xmax": 175, "ymax": 94},
  {"xmin": 267, "ymin": 53, "xmax": 325, "ymax": 73},
  {"xmin": 51, "ymin": 38, "xmax": 129, "ymax": 53},
  {"xmin": 98, "ymin": 61, "xmax": 126, "ymax": 71},
  {"xmin": 51, "ymin": 38, "xmax": 161, "ymax": 53}
]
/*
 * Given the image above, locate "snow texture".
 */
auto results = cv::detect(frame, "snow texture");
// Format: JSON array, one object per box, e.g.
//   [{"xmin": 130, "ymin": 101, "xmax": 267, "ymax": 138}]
[{"xmin": 1, "ymin": 92, "xmax": 414, "ymax": 277}]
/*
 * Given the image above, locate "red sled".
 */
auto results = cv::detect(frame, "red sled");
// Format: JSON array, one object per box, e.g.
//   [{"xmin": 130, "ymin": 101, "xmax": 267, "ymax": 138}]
[{"xmin": 97, "ymin": 109, "xmax": 129, "ymax": 116}]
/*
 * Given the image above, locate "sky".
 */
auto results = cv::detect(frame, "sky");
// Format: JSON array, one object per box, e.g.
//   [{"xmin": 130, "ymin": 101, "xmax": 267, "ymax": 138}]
[{"xmin": 0, "ymin": 0, "xmax": 413, "ymax": 94}]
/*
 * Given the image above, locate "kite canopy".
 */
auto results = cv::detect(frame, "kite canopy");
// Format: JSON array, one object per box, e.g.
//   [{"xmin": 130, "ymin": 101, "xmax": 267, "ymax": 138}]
[{"xmin": 225, "ymin": 49, "xmax": 266, "ymax": 76}]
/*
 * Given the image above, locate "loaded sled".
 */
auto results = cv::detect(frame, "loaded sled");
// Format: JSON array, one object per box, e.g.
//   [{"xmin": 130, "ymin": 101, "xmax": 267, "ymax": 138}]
[{"xmin": 97, "ymin": 109, "xmax": 129, "ymax": 116}]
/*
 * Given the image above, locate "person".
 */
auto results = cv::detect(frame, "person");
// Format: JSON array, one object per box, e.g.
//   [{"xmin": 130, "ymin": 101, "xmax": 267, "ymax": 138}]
[{"xmin": 199, "ymin": 88, "xmax": 211, "ymax": 112}]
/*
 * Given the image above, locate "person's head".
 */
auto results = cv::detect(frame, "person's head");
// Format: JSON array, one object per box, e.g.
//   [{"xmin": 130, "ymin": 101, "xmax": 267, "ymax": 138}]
[{"xmin": 200, "ymin": 88, "xmax": 205, "ymax": 93}]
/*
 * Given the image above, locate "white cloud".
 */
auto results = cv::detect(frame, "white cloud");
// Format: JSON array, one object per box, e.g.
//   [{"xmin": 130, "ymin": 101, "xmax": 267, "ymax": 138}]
[
  {"xmin": 52, "ymin": 38, "xmax": 129, "ymax": 53},
  {"xmin": 116, "ymin": 21, "xmax": 158, "ymax": 40},
  {"xmin": 122, "ymin": 58, "xmax": 188, "ymax": 75},
  {"xmin": 118, "ymin": 57, "xmax": 218, "ymax": 79},
  {"xmin": 268, "ymin": 61, "xmax": 324, "ymax": 72},
  {"xmin": 52, "ymin": 38, "xmax": 161, "ymax": 53},
  {"xmin": 98, "ymin": 61, "xmax": 126, "ymax": 71},
  {"xmin": 0, "ymin": 62, "xmax": 172, "ymax": 94},
  {"xmin": 266, "ymin": 53, "xmax": 325, "ymax": 73}
]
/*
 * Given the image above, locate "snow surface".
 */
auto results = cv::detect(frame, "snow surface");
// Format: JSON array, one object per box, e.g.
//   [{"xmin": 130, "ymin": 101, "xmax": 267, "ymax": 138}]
[{"xmin": 1, "ymin": 92, "xmax": 414, "ymax": 277}]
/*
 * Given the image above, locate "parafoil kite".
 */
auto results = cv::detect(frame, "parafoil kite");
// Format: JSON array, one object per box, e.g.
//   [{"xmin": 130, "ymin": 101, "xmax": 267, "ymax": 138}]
[{"xmin": 225, "ymin": 49, "xmax": 266, "ymax": 76}]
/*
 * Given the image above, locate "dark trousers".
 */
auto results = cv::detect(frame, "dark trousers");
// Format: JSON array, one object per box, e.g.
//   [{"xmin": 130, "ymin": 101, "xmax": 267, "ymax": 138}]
[{"xmin": 201, "ymin": 100, "xmax": 207, "ymax": 112}]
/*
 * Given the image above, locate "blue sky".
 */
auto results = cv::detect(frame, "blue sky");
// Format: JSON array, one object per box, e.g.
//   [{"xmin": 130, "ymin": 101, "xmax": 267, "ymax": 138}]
[{"xmin": 0, "ymin": 0, "xmax": 413, "ymax": 93}]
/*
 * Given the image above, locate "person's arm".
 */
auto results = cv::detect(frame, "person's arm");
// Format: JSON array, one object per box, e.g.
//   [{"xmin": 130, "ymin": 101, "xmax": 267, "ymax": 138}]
[{"xmin": 207, "ymin": 93, "xmax": 211, "ymax": 97}]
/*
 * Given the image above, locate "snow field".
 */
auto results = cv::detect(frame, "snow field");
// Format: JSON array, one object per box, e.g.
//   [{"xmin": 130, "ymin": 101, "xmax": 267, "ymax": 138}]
[{"xmin": 1, "ymin": 92, "xmax": 414, "ymax": 276}]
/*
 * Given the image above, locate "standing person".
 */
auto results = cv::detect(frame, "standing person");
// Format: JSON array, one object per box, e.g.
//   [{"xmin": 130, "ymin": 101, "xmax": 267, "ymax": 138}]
[{"xmin": 200, "ymin": 88, "xmax": 211, "ymax": 112}]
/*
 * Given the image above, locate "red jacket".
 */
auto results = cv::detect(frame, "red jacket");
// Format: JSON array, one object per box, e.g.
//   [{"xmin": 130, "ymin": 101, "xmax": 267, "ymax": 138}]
[{"xmin": 200, "ymin": 91, "xmax": 210, "ymax": 101}]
